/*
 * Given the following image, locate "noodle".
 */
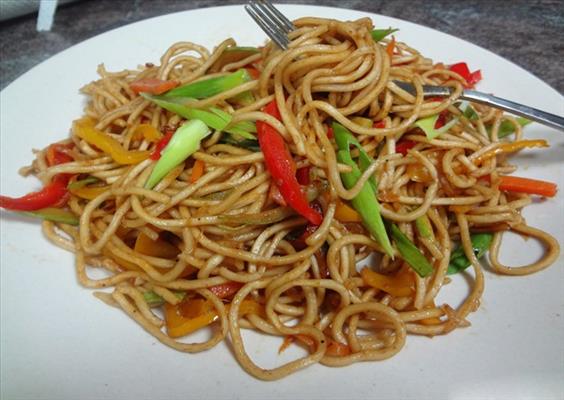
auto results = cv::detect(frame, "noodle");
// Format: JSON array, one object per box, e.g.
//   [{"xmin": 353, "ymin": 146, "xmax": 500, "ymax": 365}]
[{"xmin": 5, "ymin": 16, "xmax": 560, "ymax": 380}]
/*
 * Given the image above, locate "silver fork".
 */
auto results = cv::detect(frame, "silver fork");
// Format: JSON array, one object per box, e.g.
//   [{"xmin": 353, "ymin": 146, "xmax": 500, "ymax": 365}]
[{"xmin": 244, "ymin": 0, "xmax": 564, "ymax": 132}]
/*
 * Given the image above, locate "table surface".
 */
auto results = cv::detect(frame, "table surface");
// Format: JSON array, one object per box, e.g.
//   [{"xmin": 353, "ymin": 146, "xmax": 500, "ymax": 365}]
[{"xmin": 1, "ymin": 0, "xmax": 563, "ymax": 93}]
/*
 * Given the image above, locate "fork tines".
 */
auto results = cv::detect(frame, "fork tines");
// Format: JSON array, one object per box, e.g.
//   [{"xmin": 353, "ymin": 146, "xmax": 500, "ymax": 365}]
[{"xmin": 244, "ymin": 0, "xmax": 295, "ymax": 50}]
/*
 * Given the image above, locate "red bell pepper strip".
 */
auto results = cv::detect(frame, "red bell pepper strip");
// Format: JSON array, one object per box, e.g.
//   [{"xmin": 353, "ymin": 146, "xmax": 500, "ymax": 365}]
[
  {"xmin": 395, "ymin": 140, "xmax": 417, "ymax": 155},
  {"xmin": 46, "ymin": 143, "xmax": 74, "ymax": 166},
  {"xmin": 208, "ymin": 281, "xmax": 244, "ymax": 299},
  {"xmin": 0, "ymin": 178, "xmax": 69, "ymax": 211},
  {"xmin": 256, "ymin": 100, "xmax": 323, "ymax": 225},
  {"xmin": 296, "ymin": 166, "xmax": 310, "ymax": 185},
  {"xmin": 449, "ymin": 62, "xmax": 482, "ymax": 88},
  {"xmin": 150, "ymin": 130, "xmax": 174, "ymax": 160},
  {"xmin": 130, "ymin": 78, "xmax": 179, "ymax": 95}
]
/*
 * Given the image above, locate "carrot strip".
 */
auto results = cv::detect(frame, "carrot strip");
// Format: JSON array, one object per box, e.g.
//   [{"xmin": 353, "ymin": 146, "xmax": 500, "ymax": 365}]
[
  {"xmin": 190, "ymin": 160, "xmax": 205, "ymax": 183},
  {"xmin": 498, "ymin": 175, "xmax": 557, "ymax": 197}
]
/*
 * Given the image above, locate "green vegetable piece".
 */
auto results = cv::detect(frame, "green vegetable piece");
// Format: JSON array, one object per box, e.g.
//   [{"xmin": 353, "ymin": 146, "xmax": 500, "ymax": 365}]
[
  {"xmin": 490, "ymin": 118, "xmax": 531, "ymax": 138},
  {"xmin": 415, "ymin": 215, "xmax": 433, "ymax": 239},
  {"xmin": 447, "ymin": 233, "xmax": 493, "ymax": 275},
  {"xmin": 165, "ymin": 69, "xmax": 252, "ymax": 99},
  {"xmin": 18, "ymin": 207, "xmax": 79, "ymax": 225},
  {"xmin": 371, "ymin": 28, "xmax": 399, "ymax": 42},
  {"xmin": 145, "ymin": 119, "xmax": 211, "ymax": 189},
  {"xmin": 143, "ymin": 290, "xmax": 185, "ymax": 307},
  {"xmin": 142, "ymin": 93, "xmax": 230, "ymax": 130},
  {"xmin": 67, "ymin": 176, "xmax": 99, "ymax": 190},
  {"xmin": 333, "ymin": 122, "xmax": 393, "ymax": 257},
  {"xmin": 221, "ymin": 136, "xmax": 261, "ymax": 152},
  {"xmin": 415, "ymin": 113, "xmax": 459, "ymax": 140},
  {"xmin": 333, "ymin": 122, "xmax": 377, "ymax": 191},
  {"xmin": 142, "ymin": 93, "xmax": 255, "ymax": 140},
  {"xmin": 390, "ymin": 224, "xmax": 434, "ymax": 277},
  {"xmin": 462, "ymin": 104, "xmax": 479, "ymax": 121}
]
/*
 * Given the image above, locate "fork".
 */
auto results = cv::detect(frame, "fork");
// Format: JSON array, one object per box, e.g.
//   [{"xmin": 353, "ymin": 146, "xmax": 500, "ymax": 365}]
[{"xmin": 244, "ymin": 0, "xmax": 564, "ymax": 132}]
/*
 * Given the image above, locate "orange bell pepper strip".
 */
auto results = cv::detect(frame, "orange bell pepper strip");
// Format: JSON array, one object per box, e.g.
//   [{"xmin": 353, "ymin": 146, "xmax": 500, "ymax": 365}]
[
  {"xmin": 386, "ymin": 36, "xmax": 396, "ymax": 58},
  {"xmin": 473, "ymin": 139, "xmax": 548, "ymax": 164},
  {"xmin": 73, "ymin": 118, "xmax": 150, "ymax": 165},
  {"xmin": 165, "ymin": 298, "xmax": 218, "ymax": 338},
  {"xmin": 361, "ymin": 267, "xmax": 414, "ymax": 297},
  {"xmin": 334, "ymin": 198, "xmax": 362, "ymax": 222}
]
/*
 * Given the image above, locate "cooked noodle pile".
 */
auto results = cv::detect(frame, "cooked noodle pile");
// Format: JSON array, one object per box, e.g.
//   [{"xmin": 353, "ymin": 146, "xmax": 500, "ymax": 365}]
[{"xmin": 22, "ymin": 17, "xmax": 559, "ymax": 379}]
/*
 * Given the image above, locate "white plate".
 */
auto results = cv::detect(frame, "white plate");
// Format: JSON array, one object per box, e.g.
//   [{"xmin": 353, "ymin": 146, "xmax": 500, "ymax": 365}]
[{"xmin": 1, "ymin": 5, "xmax": 563, "ymax": 400}]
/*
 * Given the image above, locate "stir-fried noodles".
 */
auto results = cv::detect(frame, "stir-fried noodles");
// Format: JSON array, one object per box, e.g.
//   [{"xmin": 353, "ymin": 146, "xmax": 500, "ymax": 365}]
[{"xmin": 1, "ymin": 17, "xmax": 560, "ymax": 380}]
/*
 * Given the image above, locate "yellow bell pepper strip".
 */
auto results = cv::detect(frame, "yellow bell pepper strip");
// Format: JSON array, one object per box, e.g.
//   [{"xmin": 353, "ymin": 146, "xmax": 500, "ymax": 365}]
[
  {"xmin": 360, "ymin": 267, "xmax": 414, "ymax": 297},
  {"xmin": 165, "ymin": 69, "xmax": 253, "ymax": 99},
  {"xmin": 69, "ymin": 185, "xmax": 109, "ymax": 200},
  {"xmin": 371, "ymin": 27, "xmax": 398, "ymax": 42},
  {"xmin": 165, "ymin": 297, "xmax": 264, "ymax": 338},
  {"xmin": 209, "ymin": 46, "xmax": 261, "ymax": 72},
  {"xmin": 165, "ymin": 298, "xmax": 218, "ymax": 338},
  {"xmin": 132, "ymin": 124, "xmax": 162, "ymax": 142},
  {"xmin": 72, "ymin": 118, "xmax": 150, "ymax": 165},
  {"xmin": 67, "ymin": 176, "xmax": 108, "ymax": 200},
  {"xmin": 17, "ymin": 207, "xmax": 79, "ymax": 225},
  {"xmin": 448, "ymin": 233, "xmax": 493, "ymax": 275},
  {"xmin": 390, "ymin": 223, "xmax": 434, "ymax": 277},
  {"xmin": 333, "ymin": 122, "xmax": 394, "ymax": 257},
  {"xmin": 230, "ymin": 299, "xmax": 265, "ymax": 317},
  {"xmin": 145, "ymin": 119, "xmax": 211, "ymax": 189},
  {"xmin": 334, "ymin": 198, "xmax": 362, "ymax": 222},
  {"xmin": 473, "ymin": 139, "xmax": 548, "ymax": 164}
]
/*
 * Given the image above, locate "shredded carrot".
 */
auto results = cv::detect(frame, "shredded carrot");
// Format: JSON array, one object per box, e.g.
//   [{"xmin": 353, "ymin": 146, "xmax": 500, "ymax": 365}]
[
  {"xmin": 498, "ymin": 175, "xmax": 557, "ymax": 197},
  {"xmin": 325, "ymin": 340, "xmax": 351, "ymax": 356},
  {"xmin": 190, "ymin": 160, "xmax": 205, "ymax": 183},
  {"xmin": 130, "ymin": 78, "xmax": 179, "ymax": 95},
  {"xmin": 279, "ymin": 336, "xmax": 295, "ymax": 354},
  {"xmin": 386, "ymin": 36, "xmax": 396, "ymax": 58}
]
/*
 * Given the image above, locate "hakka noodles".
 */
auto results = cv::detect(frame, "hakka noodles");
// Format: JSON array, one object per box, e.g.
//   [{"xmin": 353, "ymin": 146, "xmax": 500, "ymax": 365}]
[{"xmin": 0, "ymin": 17, "xmax": 559, "ymax": 380}]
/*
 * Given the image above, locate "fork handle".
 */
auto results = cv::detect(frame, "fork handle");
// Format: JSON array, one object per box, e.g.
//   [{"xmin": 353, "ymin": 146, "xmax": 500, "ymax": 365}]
[{"xmin": 460, "ymin": 90, "xmax": 564, "ymax": 132}]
